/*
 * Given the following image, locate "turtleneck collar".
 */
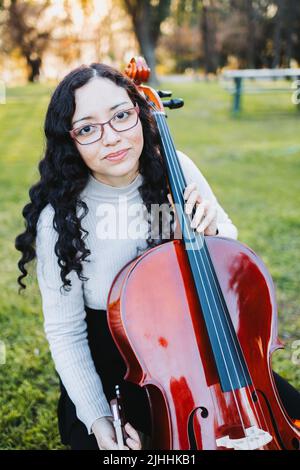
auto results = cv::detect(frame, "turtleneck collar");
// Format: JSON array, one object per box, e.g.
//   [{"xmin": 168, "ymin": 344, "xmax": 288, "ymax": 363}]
[{"xmin": 81, "ymin": 171, "xmax": 144, "ymax": 200}]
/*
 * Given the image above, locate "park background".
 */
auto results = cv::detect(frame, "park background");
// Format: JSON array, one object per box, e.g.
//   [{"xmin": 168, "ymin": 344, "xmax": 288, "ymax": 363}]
[{"xmin": 0, "ymin": 0, "xmax": 299, "ymax": 449}]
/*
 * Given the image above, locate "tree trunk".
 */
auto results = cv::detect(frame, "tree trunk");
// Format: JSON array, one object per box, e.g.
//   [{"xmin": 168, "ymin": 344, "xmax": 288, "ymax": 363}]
[
  {"xmin": 131, "ymin": 2, "xmax": 159, "ymax": 85},
  {"xmin": 26, "ymin": 56, "xmax": 42, "ymax": 82},
  {"xmin": 134, "ymin": 23, "xmax": 159, "ymax": 85},
  {"xmin": 272, "ymin": 0, "xmax": 283, "ymax": 68},
  {"xmin": 122, "ymin": 0, "xmax": 172, "ymax": 86},
  {"xmin": 283, "ymin": 0, "xmax": 295, "ymax": 67},
  {"xmin": 201, "ymin": 4, "xmax": 218, "ymax": 75},
  {"xmin": 245, "ymin": 0, "xmax": 255, "ymax": 68}
]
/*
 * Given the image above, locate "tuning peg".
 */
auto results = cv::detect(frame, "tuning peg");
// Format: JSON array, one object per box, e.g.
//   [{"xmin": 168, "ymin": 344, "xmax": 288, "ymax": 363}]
[
  {"xmin": 163, "ymin": 98, "xmax": 184, "ymax": 109},
  {"xmin": 157, "ymin": 90, "xmax": 172, "ymax": 98}
]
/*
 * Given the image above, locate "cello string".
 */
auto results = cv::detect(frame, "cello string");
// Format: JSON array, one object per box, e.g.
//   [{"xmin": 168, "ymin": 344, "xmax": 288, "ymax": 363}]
[
  {"xmin": 157, "ymin": 112, "xmax": 271, "ymax": 435},
  {"xmin": 155, "ymin": 106, "xmax": 270, "ymax": 438},
  {"xmin": 155, "ymin": 105, "xmax": 272, "ymax": 440},
  {"xmin": 153, "ymin": 111, "xmax": 250, "ymax": 440},
  {"xmin": 156, "ymin": 109, "xmax": 270, "ymax": 437},
  {"xmin": 157, "ymin": 111, "xmax": 244, "ymax": 383}
]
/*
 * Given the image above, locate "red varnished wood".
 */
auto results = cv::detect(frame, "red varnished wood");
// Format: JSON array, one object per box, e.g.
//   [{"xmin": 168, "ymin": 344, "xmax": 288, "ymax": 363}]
[{"xmin": 107, "ymin": 237, "xmax": 300, "ymax": 450}]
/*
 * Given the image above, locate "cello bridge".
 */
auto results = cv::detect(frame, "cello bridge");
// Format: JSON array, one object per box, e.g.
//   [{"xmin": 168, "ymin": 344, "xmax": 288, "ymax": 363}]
[{"xmin": 216, "ymin": 425, "xmax": 273, "ymax": 450}]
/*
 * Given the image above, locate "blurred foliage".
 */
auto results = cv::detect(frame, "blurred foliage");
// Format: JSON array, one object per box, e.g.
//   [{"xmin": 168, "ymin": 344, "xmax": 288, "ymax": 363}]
[
  {"xmin": 1, "ymin": 1, "xmax": 300, "ymax": 83},
  {"xmin": 158, "ymin": 0, "xmax": 300, "ymax": 73}
]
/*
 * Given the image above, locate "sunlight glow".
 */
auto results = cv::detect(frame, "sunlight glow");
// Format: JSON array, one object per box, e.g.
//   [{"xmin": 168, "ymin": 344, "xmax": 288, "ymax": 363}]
[{"xmin": 46, "ymin": 0, "xmax": 110, "ymax": 30}]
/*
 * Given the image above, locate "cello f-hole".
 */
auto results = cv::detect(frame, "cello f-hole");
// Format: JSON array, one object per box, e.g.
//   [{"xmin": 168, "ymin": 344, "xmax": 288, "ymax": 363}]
[{"xmin": 187, "ymin": 406, "xmax": 209, "ymax": 450}]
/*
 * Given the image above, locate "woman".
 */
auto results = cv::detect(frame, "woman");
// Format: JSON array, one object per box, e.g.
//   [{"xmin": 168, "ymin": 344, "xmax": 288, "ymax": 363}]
[{"xmin": 16, "ymin": 63, "xmax": 299, "ymax": 450}]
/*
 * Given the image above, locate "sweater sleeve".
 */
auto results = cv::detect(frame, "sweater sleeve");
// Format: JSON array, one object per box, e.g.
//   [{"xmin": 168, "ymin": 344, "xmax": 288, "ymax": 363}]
[
  {"xmin": 176, "ymin": 150, "xmax": 238, "ymax": 239},
  {"xmin": 36, "ymin": 204, "xmax": 113, "ymax": 435}
]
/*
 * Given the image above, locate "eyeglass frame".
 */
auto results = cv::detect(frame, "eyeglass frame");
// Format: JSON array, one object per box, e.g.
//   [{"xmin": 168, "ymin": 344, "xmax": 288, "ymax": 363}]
[{"xmin": 69, "ymin": 103, "xmax": 140, "ymax": 145}]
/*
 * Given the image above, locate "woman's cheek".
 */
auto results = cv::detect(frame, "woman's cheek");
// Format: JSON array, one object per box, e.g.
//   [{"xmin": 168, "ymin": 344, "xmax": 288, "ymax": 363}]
[{"xmin": 134, "ymin": 124, "xmax": 144, "ymax": 155}]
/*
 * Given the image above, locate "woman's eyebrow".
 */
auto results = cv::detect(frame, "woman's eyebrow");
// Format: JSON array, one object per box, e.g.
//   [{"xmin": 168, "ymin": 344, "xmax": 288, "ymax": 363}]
[{"xmin": 72, "ymin": 101, "xmax": 130, "ymax": 126}]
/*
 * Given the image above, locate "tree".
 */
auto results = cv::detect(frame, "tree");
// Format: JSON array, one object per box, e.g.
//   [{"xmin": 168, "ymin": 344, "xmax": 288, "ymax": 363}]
[
  {"xmin": 158, "ymin": 0, "xmax": 201, "ymax": 74},
  {"xmin": 218, "ymin": 0, "xmax": 270, "ymax": 69},
  {"xmin": 199, "ymin": 0, "xmax": 219, "ymax": 74},
  {"xmin": 0, "ymin": 0, "xmax": 54, "ymax": 82},
  {"xmin": 119, "ymin": 0, "xmax": 172, "ymax": 84},
  {"xmin": 271, "ymin": 0, "xmax": 300, "ymax": 68},
  {"xmin": 245, "ymin": 0, "xmax": 255, "ymax": 68}
]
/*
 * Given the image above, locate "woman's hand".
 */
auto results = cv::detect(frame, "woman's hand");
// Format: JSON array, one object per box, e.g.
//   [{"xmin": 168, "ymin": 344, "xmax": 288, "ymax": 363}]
[
  {"xmin": 123, "ymin": 422, "xmax": 143, "ymax": 450},
  {"xmin": 92, "ymin": 416, "xmax": 142, "ymax": 450},
  {"xmin": 168, "ymin": 182, "xmax": 218, "ymax": 236}
]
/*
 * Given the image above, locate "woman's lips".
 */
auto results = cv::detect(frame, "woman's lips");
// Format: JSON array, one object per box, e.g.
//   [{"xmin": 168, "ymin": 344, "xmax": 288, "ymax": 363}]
[{"xmin": 105, "ymin": 149, "xmax": 129, "ymax": 162}]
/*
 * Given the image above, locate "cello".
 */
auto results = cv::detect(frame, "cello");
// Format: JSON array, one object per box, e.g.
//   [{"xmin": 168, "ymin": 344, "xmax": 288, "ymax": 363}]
[{"xmin": 107, "ymin": 57, "xmax": 300, "ymax": 450}]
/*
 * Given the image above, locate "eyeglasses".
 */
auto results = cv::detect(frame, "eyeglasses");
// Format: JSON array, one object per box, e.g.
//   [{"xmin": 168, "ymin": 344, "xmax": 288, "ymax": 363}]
[{"xmin": 69, "ymin": 104, "xmax": 140, "ymax": 145}]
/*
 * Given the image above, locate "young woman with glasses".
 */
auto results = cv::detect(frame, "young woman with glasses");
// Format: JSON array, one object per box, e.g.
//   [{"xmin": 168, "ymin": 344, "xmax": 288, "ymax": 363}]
[{"xmin": 16, "ymin": 63, "xmax": 300, "ymax": 450}]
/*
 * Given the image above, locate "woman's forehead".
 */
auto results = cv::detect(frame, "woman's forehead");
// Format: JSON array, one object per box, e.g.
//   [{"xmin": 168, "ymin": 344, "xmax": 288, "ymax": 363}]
[
  {"xmin": 75, "ymin": 77, "xmax": 129, "ymax": 109},
  {"xmin": 72, "ymin": 78, "xmax": 131, "ymax": 124}
]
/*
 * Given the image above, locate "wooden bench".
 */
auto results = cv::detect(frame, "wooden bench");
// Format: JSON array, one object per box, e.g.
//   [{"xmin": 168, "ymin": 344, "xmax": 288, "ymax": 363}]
[{"xmin": 221, "ymin": 68, "xmax": 300, "ymax": 114}]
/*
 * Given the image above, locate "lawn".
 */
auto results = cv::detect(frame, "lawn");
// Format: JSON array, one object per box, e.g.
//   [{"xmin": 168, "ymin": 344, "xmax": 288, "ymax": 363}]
[{"xmin": 0, "ymin": 79, "xmax": 299, "ymax": 449}]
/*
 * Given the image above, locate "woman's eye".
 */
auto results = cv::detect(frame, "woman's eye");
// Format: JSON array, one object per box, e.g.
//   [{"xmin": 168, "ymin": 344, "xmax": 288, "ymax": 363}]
[
  {"xmin": 77, "ymin": 125, "xmax": 94, "ymax": 136},
  {"xmin": 114, "ymin": 111, "xmax": 129, "ymax": 121}
]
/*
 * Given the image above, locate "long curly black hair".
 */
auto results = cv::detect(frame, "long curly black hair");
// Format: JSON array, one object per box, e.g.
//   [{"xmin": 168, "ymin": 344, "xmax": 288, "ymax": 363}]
[{"xmin": 15, "ymin": 62, "xmax": 174, "ymax": 294}]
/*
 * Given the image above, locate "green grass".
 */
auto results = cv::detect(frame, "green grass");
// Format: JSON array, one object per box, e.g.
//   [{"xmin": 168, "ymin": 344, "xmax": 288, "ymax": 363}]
[{"xmin": 0, "ymin": 80, "xmax": 299, "ymax": 449}]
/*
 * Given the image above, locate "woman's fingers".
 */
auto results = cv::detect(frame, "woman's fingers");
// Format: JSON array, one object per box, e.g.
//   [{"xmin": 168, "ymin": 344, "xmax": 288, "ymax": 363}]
[
  {"xmin": 99, "ymin": 440, "xmax": 129, "ymax": 450},
  {"xmin": 185, "ymin": 190, "xmax": 202, "ymax": 215},
  {"xmin": 125, "ymin": 422, "xmax": 139, "ymax": 439},
  {"xmin": 125, "ymin": 437, "xmax": 141, "ymax": 450},
  {"xmin": 169, "ymin": 183, "xmax": 218, "ymax": 236},
  {"xmin": 124, "ymin": 422, "xmax": 142, "ymax": 450},
  {"xmin": 188, "ymin": 199, "xmax": 217, "ymax": 234},
  {"xmin": 197, "ymin": 204, "xmax": 218, "ymax": 234},
  {"xmin": 190, "ymin": 201, "xmax": 207, "ymax": 229},
  {"xmin": 93, "ymin": 416, "xmax": 132, "ymax": 450},
  {"xmin": 183, "ymin": 182, "xmax": 197, "ymax": 201},
  {"xmin": 99, "ymin": 439, "xmax": 120, "ymax": 450},
  {"xmin": 184, "ymin": 183, "xmax": 202, "ymax": 216}
]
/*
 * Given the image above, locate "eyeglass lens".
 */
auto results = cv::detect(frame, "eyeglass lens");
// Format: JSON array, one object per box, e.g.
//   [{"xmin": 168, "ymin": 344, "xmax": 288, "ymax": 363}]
[{"xmin": 72, "ymin": 107, "xmax": 139, "ymax": 145}]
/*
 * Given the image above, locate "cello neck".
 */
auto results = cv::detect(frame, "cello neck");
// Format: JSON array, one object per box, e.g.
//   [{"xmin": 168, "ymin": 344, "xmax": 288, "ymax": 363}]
[{"xmin": 154, "ymin": 110, "xmax": 194, "ymax": 244}]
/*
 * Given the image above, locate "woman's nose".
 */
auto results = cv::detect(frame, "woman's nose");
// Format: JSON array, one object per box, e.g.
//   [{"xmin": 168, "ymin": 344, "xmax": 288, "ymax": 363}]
[{"xmin": 101, "ymin": 123, "xmax": 121, "ymax": 145}]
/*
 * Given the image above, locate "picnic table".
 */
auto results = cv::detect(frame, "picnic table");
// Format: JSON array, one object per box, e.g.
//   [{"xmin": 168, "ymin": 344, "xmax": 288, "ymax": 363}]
[{"xmin": 221, "ymin": 68, "xmax": 300, "ymax": 113}]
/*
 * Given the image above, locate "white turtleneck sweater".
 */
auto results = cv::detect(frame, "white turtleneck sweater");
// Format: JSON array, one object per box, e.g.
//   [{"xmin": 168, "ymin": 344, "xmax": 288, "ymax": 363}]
[{"xmin": 36, "ymin": 150, "xmax": 238, "ymax": 435}]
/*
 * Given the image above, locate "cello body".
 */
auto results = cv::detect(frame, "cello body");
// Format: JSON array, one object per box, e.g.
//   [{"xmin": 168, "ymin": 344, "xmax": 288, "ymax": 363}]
[{"xmin": 107, "ymin": 236, "xmax": 300, "ymax": 450}]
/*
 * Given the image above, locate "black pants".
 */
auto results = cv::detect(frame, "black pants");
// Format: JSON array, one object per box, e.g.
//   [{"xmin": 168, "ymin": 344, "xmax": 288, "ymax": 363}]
[
  {"xmin": 57, "ymin": 306, "xmax": 152, "ymax": 450},
  {"xmin": 57, "ymin": 306, "xmax": 300, "ymax": 450}
]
